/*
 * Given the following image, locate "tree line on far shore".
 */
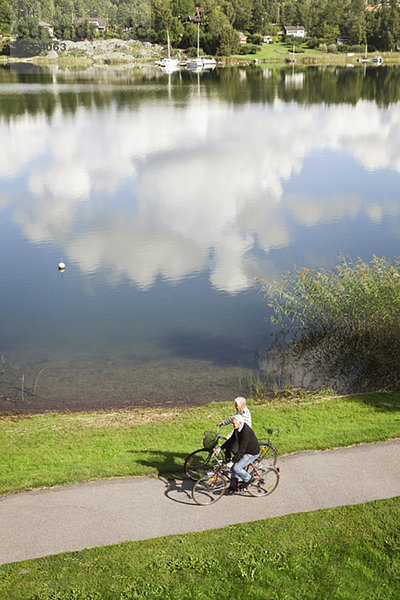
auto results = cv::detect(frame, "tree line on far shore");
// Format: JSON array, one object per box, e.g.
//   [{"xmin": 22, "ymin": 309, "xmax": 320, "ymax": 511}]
[{"xmin": 1, "ymin": 0, "xmax": 400, "ymax": 56}]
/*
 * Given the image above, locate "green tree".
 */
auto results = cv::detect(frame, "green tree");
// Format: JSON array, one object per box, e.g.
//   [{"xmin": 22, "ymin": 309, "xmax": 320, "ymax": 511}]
[
  {"xmin": 280, "ymin": 0, "xmax": 297, "ymax": 26},
  {"xmin": 54, "ymin": 12, "xmax": 74, "ymax": 39},
  {"xmin": 230, "ymin": 0, "xmax": 253, "ymax": 31},
  {"xmin": 75, "ymin": 18, "xmax": 96, "ymax": 40},
  {"xmin": 171, "ymin": 0, "xmax": 193, "ymax": 21},
  {"xmin": 344, "ymin": 0, "xmax": 366, "ymax": 45},
  {"xmin": 39, "ymin": 0, "xmax": 55, "ymax": 22},
  {"xmin": 0, "ymin": 0, "xmax": 11, "ymax": 34},
  {"xmin": 208, "ymin": 4, "xmax": 238, "ymax": 53},
  {"xmin": 251, "ymin": 0, "xmax": 266, "ymax": 33}
]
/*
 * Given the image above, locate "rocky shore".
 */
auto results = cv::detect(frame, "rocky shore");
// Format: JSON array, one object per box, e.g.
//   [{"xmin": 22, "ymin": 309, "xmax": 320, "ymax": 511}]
[
  {"xmin": 59, "ymin": 38, "xmax": 166, "ymax": 62},
  {"xmin": 3, "ymin": 38, "xmax": 171, "ymax": 64}
]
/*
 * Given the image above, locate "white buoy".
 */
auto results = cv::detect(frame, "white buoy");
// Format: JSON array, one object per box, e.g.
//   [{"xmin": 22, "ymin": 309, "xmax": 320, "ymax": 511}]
[{"xmin": 58, "ymin": 259, "xmax": 65, "ymax": 271}]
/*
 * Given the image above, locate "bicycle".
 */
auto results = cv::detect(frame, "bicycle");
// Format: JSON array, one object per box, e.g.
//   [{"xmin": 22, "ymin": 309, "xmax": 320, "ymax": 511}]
[
  {"xmin": 191, "ymin": 452, "xmax": 280, "ymax": 505},
  {"xmin": 184, "ymin": 428, "xmax": 224, "ymax": 480},
  {"xmin": 256, "ymin": 428, "xmax": 279, "ymax": 467},
  {"xmin": 184, "ymin": 426, "xmax": 278, "ymax": 481}
]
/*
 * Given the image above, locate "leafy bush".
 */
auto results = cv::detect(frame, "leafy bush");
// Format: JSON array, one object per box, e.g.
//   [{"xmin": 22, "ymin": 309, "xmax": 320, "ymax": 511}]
[
  {"xmin": 307, "ymin": 37, "xmax": 325, "ymax": 49},
  {"xmin": 238, "ymin": 43, "xmax": 261, "ymax": 55},
  {"xmin": 0, "ymin": 41, "xmax": 10, "ymax": 56},
  {"xmin": 260, "ymin": 256, "xmax": 400, "ymax": 392},
  {"xmin": 186, "ymin": 45, "xmax": 201, "ymax": 57},
  {"xmin": 247, "ymin": 34, "xmax": 263, "ymax": 45},
  {"xmin": 327, "ymin": 43, "xmax": 338, "ymax": 53}
]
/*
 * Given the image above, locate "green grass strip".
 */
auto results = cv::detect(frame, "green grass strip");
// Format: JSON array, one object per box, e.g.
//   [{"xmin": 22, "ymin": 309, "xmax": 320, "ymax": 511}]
[
  {"xmin": 1, "ymin": 392, "xmax": 399, "ymax": 495},
  {"xmin": 0, "ymin": 497, "xmax": 399, "ymax": 599}
]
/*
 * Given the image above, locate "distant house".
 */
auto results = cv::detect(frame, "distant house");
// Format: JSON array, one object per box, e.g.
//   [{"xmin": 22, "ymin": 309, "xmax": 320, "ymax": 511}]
[
  {"xmin": 263, "ymin": 35, "xmax": 273, "ymax": 43},
  {"xmin": 238, "ymin": 32, "xmax": 248, "ymax": 44},
  {"xmin": 284, "ymin": 26, "xmax": 306, "ymax": 38},
  {"xmin": 336, "ymin": 35, "xmax": 352, "ymax": 46},
  {"xmin": 39, "ymin": 22, "xmax": 54, "ymax": 37},
  {"xmin": 76, "ymin": 17, "xmax": 107, "ymax": 32}
]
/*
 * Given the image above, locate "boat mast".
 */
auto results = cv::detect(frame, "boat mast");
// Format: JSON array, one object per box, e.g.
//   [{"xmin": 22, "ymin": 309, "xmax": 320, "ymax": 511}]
[{"xmin": 189, "ymin": 6, "xmax": 204, "ymax": 59}]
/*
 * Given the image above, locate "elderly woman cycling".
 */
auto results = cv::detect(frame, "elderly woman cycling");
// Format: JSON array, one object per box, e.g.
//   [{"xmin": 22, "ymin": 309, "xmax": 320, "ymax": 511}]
[{"xmin": 218, "ymin": 396, "xmax": 251, "ymax": 433}]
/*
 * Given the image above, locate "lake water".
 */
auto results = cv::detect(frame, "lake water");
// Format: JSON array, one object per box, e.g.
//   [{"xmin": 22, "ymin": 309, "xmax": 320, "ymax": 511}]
[{"xmin": 1, "ymin": 63, "xmax": 400, "ymax": 412}]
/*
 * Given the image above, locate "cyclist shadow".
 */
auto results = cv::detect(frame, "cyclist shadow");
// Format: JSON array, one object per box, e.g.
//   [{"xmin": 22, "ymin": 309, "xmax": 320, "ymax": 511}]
[
  {"xmin": 127, "ymin": 449, "xmax": 186, "ymax": 475},
  {"xmin": 159, "ymin": 476, "xmax": 195, "ymax": 505},
  {"xmin": 127, "ymin": 450, "xmax": 195, "ymax": 505}
]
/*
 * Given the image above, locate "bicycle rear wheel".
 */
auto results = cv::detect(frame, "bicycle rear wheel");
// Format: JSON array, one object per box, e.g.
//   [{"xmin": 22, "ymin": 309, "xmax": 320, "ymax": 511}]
[
  {"xmin": 192, "ymin": 473, "xmax": 228, "ymax": 505},
  {"xmin": 184, "ymin": 448, "xmax": 218, "ymax": 480},
  {"xmin": 248, "ymin": 467, "xmax": 279, "ymax": 497},
  {"xmin": 257, "ymin": 441, "xmax": 277, "ymax": 467}
]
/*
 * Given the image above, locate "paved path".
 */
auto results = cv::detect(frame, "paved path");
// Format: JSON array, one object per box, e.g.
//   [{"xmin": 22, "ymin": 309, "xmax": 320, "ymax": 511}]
[{"xmin": 1, "ymin": 440, "xmax": 399, "ymax": 565}]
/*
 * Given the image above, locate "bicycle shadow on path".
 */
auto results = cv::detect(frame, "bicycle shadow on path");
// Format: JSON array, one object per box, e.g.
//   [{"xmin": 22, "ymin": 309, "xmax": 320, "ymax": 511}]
[
  {"xmin": 127, "ymin": 450, "xmax": 195, "ymax": 505},
  {"xmin": 158, "ymin": 476, "xmax": 194, "ymax": 506}
]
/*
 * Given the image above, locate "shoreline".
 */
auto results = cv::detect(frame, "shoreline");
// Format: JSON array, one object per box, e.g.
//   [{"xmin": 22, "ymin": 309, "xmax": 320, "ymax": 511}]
[
  {"xmin": 2, "ymin": 56, "xmax": 399, "ymax": 68},
  {"xmin": 1, "ymin": 39, "xmax": 400, "ymax": 69}
]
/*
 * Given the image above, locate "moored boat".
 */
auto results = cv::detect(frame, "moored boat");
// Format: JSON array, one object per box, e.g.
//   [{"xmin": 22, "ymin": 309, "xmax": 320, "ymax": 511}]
[
  {"xmin": 187, "ymin": 8, "xmax": 216, "ymax": 71},
  {"xmin": 157, "ymin": 30, "xmax": 179, "ymax": 72}
]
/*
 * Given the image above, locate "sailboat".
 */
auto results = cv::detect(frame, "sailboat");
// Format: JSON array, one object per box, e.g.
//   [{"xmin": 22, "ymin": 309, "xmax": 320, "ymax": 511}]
[
  {"xmin": 358, "ymin": 42, "xmax": 370, "ymax": 63},
  {"xmin": 187, "ymin": 13, "xmax": 216, "ymax": 71},
  {"xmin": 158, "ymin": 30, "xmax": 180, "ymax": 72}
]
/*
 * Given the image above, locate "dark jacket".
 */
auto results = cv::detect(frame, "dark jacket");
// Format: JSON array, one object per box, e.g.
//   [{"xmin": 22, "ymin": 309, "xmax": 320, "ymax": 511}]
[{"xmin": 221, "ymin": 423, "xmax": 260, "ymax": 463}]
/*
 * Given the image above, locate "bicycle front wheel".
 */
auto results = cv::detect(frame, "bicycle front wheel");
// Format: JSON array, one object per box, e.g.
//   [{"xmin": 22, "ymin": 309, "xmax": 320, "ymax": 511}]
[
  {"xmin": 192, "ymin": 473, "xmax": 228, "ymax": 505},
  {"xmin": 184, "ymin": 448, "xmax": 218, "ymax": 481},
  {"xmin": 248, "ymin": 467, "xmax": 279, "ymax": 498},
  {"xmin": 257, "ymin": 442, "xmax": 277, "ymax": 467}
]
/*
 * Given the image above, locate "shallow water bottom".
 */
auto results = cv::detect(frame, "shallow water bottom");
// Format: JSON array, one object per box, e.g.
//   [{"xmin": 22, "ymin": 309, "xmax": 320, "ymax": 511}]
[{"xmin": 0, "ymin": 349, "xmax": 249, "ymax": 413}]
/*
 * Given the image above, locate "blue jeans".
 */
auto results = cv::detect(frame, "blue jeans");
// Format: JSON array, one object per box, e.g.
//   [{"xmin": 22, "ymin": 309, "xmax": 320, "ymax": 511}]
[{"xmin": 231, "ymin": 453, "xmax": 260, "ymax": 483}]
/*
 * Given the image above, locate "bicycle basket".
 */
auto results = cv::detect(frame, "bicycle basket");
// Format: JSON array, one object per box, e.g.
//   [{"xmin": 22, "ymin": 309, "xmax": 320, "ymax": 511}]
[{"xmin": 203, "ymin": 430, "xmax": 218, "ymax": 450}]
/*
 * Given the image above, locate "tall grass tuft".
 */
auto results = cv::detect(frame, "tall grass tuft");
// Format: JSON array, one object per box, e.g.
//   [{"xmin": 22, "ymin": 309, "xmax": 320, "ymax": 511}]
[{"xmin": 260, "ymin": 255, "xmax": 400, "ymax": 392}]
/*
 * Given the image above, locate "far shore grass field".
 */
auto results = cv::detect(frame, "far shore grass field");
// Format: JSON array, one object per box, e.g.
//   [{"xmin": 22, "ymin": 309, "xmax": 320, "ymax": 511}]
[{"xmin": 230, "ymin": 41, "xmax": 400, "ymax": 65}]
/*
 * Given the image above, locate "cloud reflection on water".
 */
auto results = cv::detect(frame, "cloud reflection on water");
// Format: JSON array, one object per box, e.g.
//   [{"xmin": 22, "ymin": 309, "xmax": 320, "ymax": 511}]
[{"xmin": 2, "ymin": 97, "xmax": 400, "ymax": 292}]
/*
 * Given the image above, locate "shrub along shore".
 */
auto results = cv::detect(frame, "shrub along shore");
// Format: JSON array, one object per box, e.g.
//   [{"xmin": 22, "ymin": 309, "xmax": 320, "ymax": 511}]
[{"xmin": 1, "ymin": 390, "xmax": 399, "ymax": 496}]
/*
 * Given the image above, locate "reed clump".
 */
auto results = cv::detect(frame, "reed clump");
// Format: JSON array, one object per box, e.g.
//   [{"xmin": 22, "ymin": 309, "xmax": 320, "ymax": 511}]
[{"xmin": 260, "ymin": 255, "xmax": 400, "ymax": 392}]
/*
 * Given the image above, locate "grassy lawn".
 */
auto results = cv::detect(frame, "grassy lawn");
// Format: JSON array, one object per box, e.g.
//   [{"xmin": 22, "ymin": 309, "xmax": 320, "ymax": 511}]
[
  {"xmin": 0, "ymin": 497, "xmax": 399, "ymax": 599},
  {"xmin": 231, "ymin": 42, "xmax": 400, "ymax": 64},
  {"xmin": 232, "ymin": 41, "xmax": 335, "ymax": 62},
  {"xmin": 1, "ymin": 391, "xmax": 399, "ymax": 495}
]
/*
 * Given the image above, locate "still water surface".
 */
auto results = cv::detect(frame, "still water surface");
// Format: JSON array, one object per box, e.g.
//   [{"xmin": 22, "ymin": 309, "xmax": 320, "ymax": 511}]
[{"xmin": 1, "ymin": 64, "xmax": 400, "ymax": 411}]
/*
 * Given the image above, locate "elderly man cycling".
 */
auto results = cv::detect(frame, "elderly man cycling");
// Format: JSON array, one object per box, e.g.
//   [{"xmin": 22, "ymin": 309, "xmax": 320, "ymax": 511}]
[{"xmin": 219, "ymin": 414, "xmax": 260, "ymax": 494}]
